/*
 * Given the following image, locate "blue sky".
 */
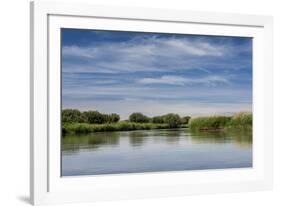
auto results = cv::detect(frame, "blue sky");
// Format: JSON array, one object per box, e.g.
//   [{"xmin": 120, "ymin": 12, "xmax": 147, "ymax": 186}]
[{"xmin": 62, "ymin": 29, "xmax": 252, "ymax": 119}]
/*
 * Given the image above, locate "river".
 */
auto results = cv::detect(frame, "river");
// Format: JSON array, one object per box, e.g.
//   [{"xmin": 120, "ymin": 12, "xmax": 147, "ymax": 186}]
[{"xmin": 62, "ymin": 128, "xmax": 252, "ymax": 176}]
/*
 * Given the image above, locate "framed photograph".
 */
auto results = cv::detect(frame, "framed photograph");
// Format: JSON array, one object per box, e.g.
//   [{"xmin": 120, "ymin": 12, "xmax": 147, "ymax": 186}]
[{"xmin": 30, "ymin": 1, "xmax": 273, "ymax": 205}]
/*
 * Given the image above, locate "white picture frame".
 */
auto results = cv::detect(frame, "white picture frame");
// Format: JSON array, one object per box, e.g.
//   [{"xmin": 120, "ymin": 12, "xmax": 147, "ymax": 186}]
[{"xmin": 30, "ymin": 0, "xmax": 273, "ymax": 205}]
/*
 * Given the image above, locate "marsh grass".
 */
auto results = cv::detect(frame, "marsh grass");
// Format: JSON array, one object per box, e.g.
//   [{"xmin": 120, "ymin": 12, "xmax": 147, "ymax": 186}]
[
  {"xmin": 189, "ymin": 116, "xmax": 231, "ymax": 130},
  {"xmin": 189, "ymin": 112, "xmax": 252, "ymax": 130},
  {"xmin": 63, "ymin": 121, "xmax": 171, "ymax": 134},
  {"xmin": 227, "ymin": 112, "xmax": 252, "ymax": 128}
]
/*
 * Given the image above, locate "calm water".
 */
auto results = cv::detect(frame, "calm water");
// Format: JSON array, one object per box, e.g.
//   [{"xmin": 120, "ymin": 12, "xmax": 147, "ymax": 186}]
[{"xmin": 62, "ymin": 128, "xmax": 252, "ymax": 176}]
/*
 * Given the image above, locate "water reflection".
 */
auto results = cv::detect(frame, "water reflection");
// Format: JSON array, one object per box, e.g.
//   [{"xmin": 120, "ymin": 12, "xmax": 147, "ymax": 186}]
[
  {"xmin": 128, "ymin": 131, "xmax": 148, "ymax": 147},
  {"xmin": 62, "ymin": 128, "xmax": 252, "ymax": 153},
  {"xmin": 189, "ymin": 128, "xmax": 252, "ymax": 147},
  {"xmin": 62, "ymin": 128, "xmax": 252, "ymax": 176},
  {"xmin": 62, "ymin": 132, "xmax": 120, "ymax": 154}
]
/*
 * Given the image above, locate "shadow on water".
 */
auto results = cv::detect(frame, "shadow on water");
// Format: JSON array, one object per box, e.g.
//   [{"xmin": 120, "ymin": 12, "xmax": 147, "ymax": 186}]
[{"xmin": 62, "ymin": 128, "xmax": 252, "ymax": 154}]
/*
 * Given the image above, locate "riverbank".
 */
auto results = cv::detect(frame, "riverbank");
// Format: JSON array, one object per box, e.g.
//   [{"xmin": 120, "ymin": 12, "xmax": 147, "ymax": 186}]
[
  {"xmin": 62, "ymin": 122, "xmax": 187, "ymax": 134},
  {"xmin": 62, "ymin": 112, "xmax": 252, "ymax": 134}
]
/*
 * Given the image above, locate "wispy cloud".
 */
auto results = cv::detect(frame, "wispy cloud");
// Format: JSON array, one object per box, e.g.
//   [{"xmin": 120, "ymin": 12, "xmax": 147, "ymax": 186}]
[
  {"xmin": 138, "ymin": 75, "xmax": 229, "ymax": 86},
  {"xmin": 62, "ymin": 29, "xmax": 252, "ymax": 117},
  {"xmin": 62, "ymin": 35, "xmax": 251, "ymax": 74},
  {"xmin": 62, "ymin": 36, "xmax": 226, "ymax": 58}
]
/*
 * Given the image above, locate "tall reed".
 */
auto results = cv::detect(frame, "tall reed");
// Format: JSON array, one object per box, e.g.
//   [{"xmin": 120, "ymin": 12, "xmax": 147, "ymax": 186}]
[{"xmin": 189, "ymin": 112, "xmax": 252, "ymax": 130}]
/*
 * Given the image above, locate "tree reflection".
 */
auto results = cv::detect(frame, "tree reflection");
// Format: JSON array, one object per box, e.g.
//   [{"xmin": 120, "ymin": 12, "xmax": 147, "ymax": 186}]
[
  {"xmin": 125, "ymin": 130, "xmax": 152, "ymax": 146},
  {"xmin": 128, "ymin": 129, "xmax": 183, "ymax": 146},
  {"xmin": 189, "ymin": 128, "xmax": 252, "ymax": 147},
  {"xmin": 62, "ymin": 132, "xmax": 120, "ymax": 154},
  {"xmin": 62, "ymin": 128, "xmax": 252, "ymax": 155}
]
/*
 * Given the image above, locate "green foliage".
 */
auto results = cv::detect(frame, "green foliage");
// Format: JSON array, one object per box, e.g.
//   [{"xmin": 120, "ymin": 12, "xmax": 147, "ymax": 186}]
[
  {"xmin": 62, "ymin": 108, "xmax": 252, "ymax": 133},
  {"xmin": 62, "ymin": 109, "xmax": 191, "ymax": 129},
  {"xmin": 129, "ymin": 112, "xmax": 150, "ymax": 123},
  {"xmin": 83, "ymin": 111, "xmax": 106, "ymax": 124},
  {"xmin": 152, "ymin": 114, "xmax": 183, "ymax": 127},
  {"xmin": 62, "ymin": 110, "xmax": 121, "ymax": 124},
  {"xmin": 63, "ymin": 122, "xmax": 170, "ymax": 134},
  {"xmin": 189, "ymin": 112, "xmax": 252, "ymax": 130},
  {"xmin": 162, "ymin": 113, "xmax": 181, "ymax": 128},
  {"xmin": 181, "ymin": 116, "xmax": 191, "ymax": 124},
  {"xmin": 62, "ymin": 109, "xmax": 85, "ymax": 123},
  {"xmin": 105, "ymin": 113, "xmax": 120, "ymax": 123},
  {"xmin": 189, "ymin": 116, "xmax": 231, "ymax": 130},
  {"xmin": 227, "ymin": 112, "xmax": 252, "ymax": 128},
  {"xmin": 151, "ymin": 116, "xmax": 165, "ymax": 124}
]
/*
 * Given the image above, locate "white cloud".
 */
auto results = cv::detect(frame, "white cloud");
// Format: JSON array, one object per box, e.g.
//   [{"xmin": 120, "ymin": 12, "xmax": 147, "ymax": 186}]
[
  {"xmin": 62, "ymin": 78, "xmax": 251, "ymax": 118},
  {"xmin": 138, "ymin": 76, "xmax": 187, "ymax": 85},
  {"xmin": 62, "ymin": 83, "xmax": 251, "ymax": 105},
  {"xmin": 62, "ymin": 33, "xmax": 252, "ymax": 116},
  {"xmin": 138, "ymin": 75, "xmax": 229, "ymax": 86},
  {"xmin": 62, "ymin": 36, "xmax": 241, "ymax": 74},
  {"xmin": 63, "ymin": 37, "xmax": 225, "ymax": 59},
  {"xmin": 161, "ymin": 39, "xmax": 224, "ymax": 56}
]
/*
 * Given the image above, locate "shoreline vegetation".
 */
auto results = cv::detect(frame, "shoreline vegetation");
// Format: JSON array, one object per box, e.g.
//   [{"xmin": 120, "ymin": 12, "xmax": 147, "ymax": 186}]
[
  {"xmin": 62, "ymin": 109, "xmax": 252, "ymax": 135},
  {"xmin": 189, "ymin": 112, "xmax": 252, "ymax": 131}
]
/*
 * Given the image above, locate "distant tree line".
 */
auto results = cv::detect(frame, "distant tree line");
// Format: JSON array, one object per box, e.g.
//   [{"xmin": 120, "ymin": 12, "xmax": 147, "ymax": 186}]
[
  {"xmin": 129, "ymin": 112, "xmax": 190, "ymax": 128},
  {"xmin": 62, "ymin": 109, "xmax": 191, "ymax": 128},
  {"xmin": 62, "ymin": 109, "xmax": 120, "ymax": 124}
]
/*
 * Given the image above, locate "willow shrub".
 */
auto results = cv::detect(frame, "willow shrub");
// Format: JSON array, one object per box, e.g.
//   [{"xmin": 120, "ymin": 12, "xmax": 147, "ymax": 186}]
[{"xmin": 62, "ymin": 109, "xmax": 85, "ymax": 123}]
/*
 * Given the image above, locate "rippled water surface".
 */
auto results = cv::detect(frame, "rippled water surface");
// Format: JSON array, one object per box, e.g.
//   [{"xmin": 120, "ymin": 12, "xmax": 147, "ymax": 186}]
[{"xmin": 62, "ymin": 128, "xmax": 252, "ymax": 176}]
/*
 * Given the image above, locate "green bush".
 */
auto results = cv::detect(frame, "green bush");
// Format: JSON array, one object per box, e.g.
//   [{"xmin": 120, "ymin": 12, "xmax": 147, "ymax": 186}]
[
  {"xmin": 181, "ymin": 116, "xmax": 191, "ymax": 124},
  {"xmin": 106, "ymin": 113, "xmax": 120, "ymax": 123},
  {"xmin": 63, "ymin": 109, "xmax": 121, "ymax": 124},
  {"xmin": 151, "ymin": 114, "xmax": 182, "ymax": 127},
  {"xmin": 163, "ymin": 113, "xmax": 181, "ymax": 128},
  {"xmin": 129, "ymin": 112, "xmax": 150, "ymax": 123},
  {"xmin": 62, "ymin": 109, "xmax": 85, "ymax": 123},
  {"xmin": 83, "ymin": 111, "xmax": 107, "ymax": 124},
  {"xmin": 151, "ymin": 116, "xmax": 165, "ymax": 124}
]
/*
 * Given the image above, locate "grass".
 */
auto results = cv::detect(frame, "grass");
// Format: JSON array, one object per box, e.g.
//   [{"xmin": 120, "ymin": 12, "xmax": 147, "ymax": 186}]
[
  {"xmin": 189, "ymin": 112, "xmax": 252, "ymax": 130},
  {"xmin": 63, "ymin": 121, "xmax": 174, "ymax": 134},
  {"xmin": 227, "ymin": 112, "xmax": 252, "ymax": 128},
  {"xmin": 189, "ymin": 116, "xmax": 231, "ymax": 130}
]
